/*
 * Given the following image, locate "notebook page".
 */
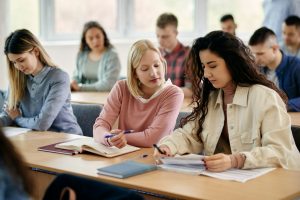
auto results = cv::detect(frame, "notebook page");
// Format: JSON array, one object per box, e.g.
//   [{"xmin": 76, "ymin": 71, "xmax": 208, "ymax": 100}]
[
  {"xmin": 201, "ymin": 168, "xmax": 276, "ymax": 183},
  {"xmin": 2, "ymin": 126, "xmax": 31, "ymax": 137}
]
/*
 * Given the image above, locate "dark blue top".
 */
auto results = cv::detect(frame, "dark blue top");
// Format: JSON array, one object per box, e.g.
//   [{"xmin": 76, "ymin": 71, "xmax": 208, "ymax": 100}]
[
  {"xmin": 261, "ymin": 52, "xmax": 300, "ymax": 111},
  {"xmin": 0, "ymin": 66, "xmax": 82, "ymax": 134}
]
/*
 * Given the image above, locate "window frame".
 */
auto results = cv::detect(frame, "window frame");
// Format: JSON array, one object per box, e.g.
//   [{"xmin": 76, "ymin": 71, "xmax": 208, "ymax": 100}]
[{"xmin": 39, "ymin": 0, "xmax": 206, "ymax": 41}]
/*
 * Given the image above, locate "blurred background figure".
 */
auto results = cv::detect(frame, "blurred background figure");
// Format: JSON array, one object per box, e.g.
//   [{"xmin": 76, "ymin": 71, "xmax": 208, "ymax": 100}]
[
  {"xmin": 262, "ymin": 0, "xmax": 300, "ymax": 42},
  {"xmin": 220, "ymin": 14, "xmax": 237, "ymax": 35},
  {"xmin": 71, "ymin": 21, "xmax": 121, "ymax": 92},
  {"xmin": 281, "ymin": 15, "xmax": 300, "ymax": 58}
]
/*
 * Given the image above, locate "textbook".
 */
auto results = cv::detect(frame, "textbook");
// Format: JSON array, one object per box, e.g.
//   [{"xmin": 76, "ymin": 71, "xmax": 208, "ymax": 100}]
[
  {"xmin": 38, "ymin": 141, "xmax": 79, "ymax": 155},
  {"xmin": 158, "ymin": 154, "xmax": 275, "ymax": 182},
  {"xmin": 97, "ymin": 160, "xmax": 157, "ymax": 178},
  {"xmin": 54, "ymin": 137, "xmax": 140, "ymax": 157}
]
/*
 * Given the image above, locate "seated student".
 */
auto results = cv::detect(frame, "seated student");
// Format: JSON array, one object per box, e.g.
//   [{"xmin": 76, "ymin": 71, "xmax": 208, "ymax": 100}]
[
  {"xmin": 0, "ymin": 128, "xmax": 35, "ymax": 199},
  {"xmin": 156, "ymin": 13, "xmax": 192, "ymax": 97},
  {"xmin": 220, "ymin": 14, "xmax": 237, "ymax": 36},
  {"xmin": 154, "ymin": 31, "xmax": 300, "ymax": 172},
  {"xmin": 280, "ymin": 15, "xmax": 300, "ymax": 58},
  {"xmin": 249, "ymin": 27, "xmax": 300, "ymax": 112},
  {"xmin": 71, "ymin": 21, "xmax": 121, "ymax": 91},
  {"xmin": 93, "ymin": 39, "xmax": 184, "ymax": 148},
  {"xmin": 0, "ymin": 29, "xmax": 82, "ymax": 135}
]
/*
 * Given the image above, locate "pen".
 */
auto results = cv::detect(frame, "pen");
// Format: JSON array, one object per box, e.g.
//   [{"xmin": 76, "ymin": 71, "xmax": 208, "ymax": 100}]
[
  {"xmin": 153, "ymin": 144, "xmax": 165, "ymax": 155},
  {"xmin": 104, "ymin": 130, "xmax": 134, "ymax": 138}
]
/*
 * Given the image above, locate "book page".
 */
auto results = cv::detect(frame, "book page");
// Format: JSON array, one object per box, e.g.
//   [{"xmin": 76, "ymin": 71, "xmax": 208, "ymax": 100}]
[
  {"xmin": 2, "ymin": 126, "xmax": 31, "ymax": 137},
  {"xmin": 201, "ymin": 168, "xmax": 276, "ymax": 183},
  {"xmin": 56, "ymin": 137, "xmax": 140, "ymax": 157}
]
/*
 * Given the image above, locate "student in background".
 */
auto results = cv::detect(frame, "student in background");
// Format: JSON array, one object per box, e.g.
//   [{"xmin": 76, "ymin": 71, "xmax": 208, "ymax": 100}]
[
  {"xmin": 0, "ymin": 128, "xmax": 35, "ymax": 199},
  {"xmin": 71, "ymin": 21, "xmax": 121, "ymax": 91},
  {"xmin": 263, "ymin": 0, "xmax": 300, "ymax": 42},
  {"xmin": 154, "ymin": 31, "xmax": 300, "ymax": 171},
  {"xmin": 220, "ymin": 14, "xmax": 237, "ymax": 36},
  {"xmin": 0, "ymin": 29, "xmax": 82, "ymax": 134},
  {"xmin": 93, "ymin": 40, "xmax": 184, "ymax": 148},
  {"xmin": 156, "ymin": 13, "xmax": 192, "ymax": 97},
  {"xmin": 281, "ymin": 15, "xmax": 300, "ymax": 58},
  {"xmin": 249, "ymin": 27, "xmax": 300, "ymax": 112}
]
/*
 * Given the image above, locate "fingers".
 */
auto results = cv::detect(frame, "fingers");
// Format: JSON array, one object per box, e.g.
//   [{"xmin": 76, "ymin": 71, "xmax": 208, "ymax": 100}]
[
  {"xmin": 204, "ymin": 153, "xmax": 231, "ymax": 172},
  {"xmin": 110, "ymin": 132, "xmax": 127, "ymax": 148}
]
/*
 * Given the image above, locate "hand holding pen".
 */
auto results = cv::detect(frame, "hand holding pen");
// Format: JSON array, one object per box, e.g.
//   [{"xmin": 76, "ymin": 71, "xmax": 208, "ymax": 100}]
[
  {"xmin": 104, "ymin": 129, "xmax": 133, "ymax": 149},
  {"xmin": 153, "ymin": 144, "xmax": 172, "ymax": 158}
]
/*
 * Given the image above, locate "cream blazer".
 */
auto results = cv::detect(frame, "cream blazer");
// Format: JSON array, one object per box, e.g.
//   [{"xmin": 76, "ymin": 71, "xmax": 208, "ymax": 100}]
[{"xmin": 159, "ymin": 85, "xmax": 300, "ymax": 170}]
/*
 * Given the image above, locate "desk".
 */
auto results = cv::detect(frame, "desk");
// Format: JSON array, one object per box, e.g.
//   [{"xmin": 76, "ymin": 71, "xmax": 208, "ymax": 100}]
[
  {"xmin": 71, "ymin": 91, "xmax": 194, "ymax": 112},
  {"xmin": 11, "ymin": 132, "xmax": 300, "ymax": 200}
]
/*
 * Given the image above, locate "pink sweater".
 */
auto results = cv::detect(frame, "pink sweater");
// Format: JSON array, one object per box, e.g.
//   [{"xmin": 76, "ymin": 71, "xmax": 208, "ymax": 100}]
[{"xmin": 93, "ymin": 80, "xmax": 184, "ymax": 147}]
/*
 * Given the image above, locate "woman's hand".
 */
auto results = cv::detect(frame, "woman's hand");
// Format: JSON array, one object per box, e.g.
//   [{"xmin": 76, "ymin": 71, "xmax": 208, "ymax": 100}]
[
  {"xmin": 70, "ymin": 80, "xmax": 80, "ymax": 91},
  {"xmin": 108, "ymin": 129, "xmax": 127, "ymax": 149},
  {"xmin": 203, "ymin": 153, "xmax": 232, "ymax": 172},
  {"xmin": 5, "ymin": 105, "xmax": 21, "ymax": 120},
  {"xmin": 153, "ymin": 145, "xmax": 172, "ymax": 159}
]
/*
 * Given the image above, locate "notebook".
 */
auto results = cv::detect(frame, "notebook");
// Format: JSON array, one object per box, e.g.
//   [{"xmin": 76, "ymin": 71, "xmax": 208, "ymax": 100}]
[
  {"xmin": 97, "ymin": 160, "xmax": 157, "ymax": 178},
  {"xmin": 54, "ymin": 137, "xmax": 140, "ymax": 157},
  {"xmin": 158, "ymin": 154, "xmax": 275, "ymax": 182},
  {"xmin": 38, "ymin": 140, "xmax": 79, "ymax": 155}
]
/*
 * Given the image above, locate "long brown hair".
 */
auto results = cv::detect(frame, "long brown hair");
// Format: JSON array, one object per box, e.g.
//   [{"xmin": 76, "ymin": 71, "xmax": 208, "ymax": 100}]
[
  {"xmin": 4, "ymin": 29, "xmax": 56, "ymax": 109},
  {"xmin": 183, "ymin": 31, "xmax": 287, "ymax": 139},
  {"xmin": 79, "ymin": 21, "xmax": 112, "ymax": 52},
  {"xmin": 0, "ymin": 128, "xmax": 35, "ymax": 197}
]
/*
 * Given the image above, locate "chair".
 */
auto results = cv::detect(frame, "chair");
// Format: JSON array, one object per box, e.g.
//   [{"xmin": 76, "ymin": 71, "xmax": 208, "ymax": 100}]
[
  {"xmin": 174, "ymin": 112, "xmax": 191, "ymax": 129},
  {"xmin": 43, "ymin": 173, "xmax": 144, "ymax": 200},
  {"xmin": 291, "ymin": 125, "xmax": 300, "ymax": 151},
  {"xmin": 71, "ymin": 103, "xmax": 102, "ymax": 137}
]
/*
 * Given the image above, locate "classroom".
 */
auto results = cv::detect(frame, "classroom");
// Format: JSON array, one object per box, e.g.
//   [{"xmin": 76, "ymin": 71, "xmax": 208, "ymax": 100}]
[{"xmin": 0, "ymin": 0, "xmax": 300, "ymax": 199}]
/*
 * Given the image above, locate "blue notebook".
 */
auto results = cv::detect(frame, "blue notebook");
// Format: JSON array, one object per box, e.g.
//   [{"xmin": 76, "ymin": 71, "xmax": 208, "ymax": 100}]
[{"xmin": 97, "ymin": 160, "xmax": 157, "ymax": 179}]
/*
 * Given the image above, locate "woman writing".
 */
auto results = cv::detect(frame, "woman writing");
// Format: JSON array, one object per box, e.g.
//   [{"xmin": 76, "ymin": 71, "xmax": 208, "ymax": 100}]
[{"xmin": 154, "ymin": 31, "xmax": 300, "ymax": 171}]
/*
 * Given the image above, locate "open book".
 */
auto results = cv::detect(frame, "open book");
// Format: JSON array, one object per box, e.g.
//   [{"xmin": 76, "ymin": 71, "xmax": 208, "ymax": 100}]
[
  {"xmin": 53, "ymin": 137, "xmax": 140, "ymax": 157},
  {"xmin": 159, "ymin": 154, "xmax": 275, "ymax": 183}
]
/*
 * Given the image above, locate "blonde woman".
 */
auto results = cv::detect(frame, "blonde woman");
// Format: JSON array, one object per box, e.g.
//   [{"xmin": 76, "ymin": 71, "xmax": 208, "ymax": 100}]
[
  {"xmin": 0, "ymin": 29, "xmax": 82, "ymax": 135},
  {"xmin": 93, "ymin": 39, "xmax": 184, "ymax": 148}
]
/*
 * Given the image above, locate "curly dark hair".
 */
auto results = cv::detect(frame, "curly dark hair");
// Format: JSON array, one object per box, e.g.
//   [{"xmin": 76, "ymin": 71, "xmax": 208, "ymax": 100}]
[{"xmin": 182, "ymin": 31, "xmax": 287, "ymax": 140}]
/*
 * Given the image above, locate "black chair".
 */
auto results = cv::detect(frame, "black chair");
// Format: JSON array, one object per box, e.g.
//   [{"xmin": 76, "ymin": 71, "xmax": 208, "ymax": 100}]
[
  {"xmin": 43, "ymin": 173, "xmax": 144, "ymax": 200},
  {"xmin": 174, "ymin": 112, "xmax": 191, "ymax": 129},
  {"xmin": 291, "ymin": 125, "xmax": 300, "ymax": 151},
  {"xmin": 71, "ymin": 103, "xmax": 102, "ymax": 137}
]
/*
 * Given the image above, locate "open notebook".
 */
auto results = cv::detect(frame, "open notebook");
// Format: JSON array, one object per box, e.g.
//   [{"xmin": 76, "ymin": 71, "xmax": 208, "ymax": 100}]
[
  {"xmin": 159, "ymin": 154, "xmax": 275, "ymax": 183},
  {"xmin": 2, "ymin": 126, "xmax": 32, "ymax": 137},
  {"xmin": 52, "ymin": 137, "xmax": 140, "ymax": 157}
]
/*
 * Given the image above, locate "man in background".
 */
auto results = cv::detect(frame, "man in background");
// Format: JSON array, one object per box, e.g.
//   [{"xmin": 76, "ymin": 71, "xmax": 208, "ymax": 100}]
[
  {"xmin": 249, "ymin": 27, "xmax": 300, "ymax": 112},
  {"xmin": 281, "ymin": 15, "xmax": 300, "ymax": 58},
  {"xmin": 156, "ymin": 13, "xmax": 192, "ymax": 97},
  {"xmin": 220, "ymin": 14, "xmax": 237, "ymax": 35}
]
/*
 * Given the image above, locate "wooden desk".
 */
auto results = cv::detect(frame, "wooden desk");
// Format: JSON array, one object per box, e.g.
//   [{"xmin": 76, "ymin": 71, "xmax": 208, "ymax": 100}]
[
  {"xmin": 290, "ymin": 112, "xmax": 300, "ymax": 127},
  {"xmin": 11, "ymin": 132, "xmax": 300, "ymax": 200},
  {"xmin": 71, "ymin": 91, "xmax": 194, "ymax": 112}
]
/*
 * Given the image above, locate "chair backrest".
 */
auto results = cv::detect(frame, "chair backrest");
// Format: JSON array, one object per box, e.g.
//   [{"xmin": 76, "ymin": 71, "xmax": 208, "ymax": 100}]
[
  {"xmin": 174, "ymin": 112, "xmax": 191, "ymax": 130},
  {"xmin": 43, "ymin": 173, "xmax": 144, "ymax": 200},
  {"xmin": 71, "ymin": 103, "xmax": 102, "ymax": 137},
  {"xmin": 291, "ymin": 125, "xmax": 300, "ymax": 151}
]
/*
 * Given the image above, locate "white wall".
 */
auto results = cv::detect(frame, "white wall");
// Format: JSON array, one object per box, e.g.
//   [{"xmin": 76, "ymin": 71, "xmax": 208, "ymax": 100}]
[{"xmin": 0, "ymin": 0, "xmax": 9, "ymax": 90}]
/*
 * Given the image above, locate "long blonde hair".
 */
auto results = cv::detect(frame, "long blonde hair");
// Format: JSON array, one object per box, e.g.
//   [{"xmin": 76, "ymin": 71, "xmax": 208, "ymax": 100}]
[
  {"xmin": 126, "ymin": 39, "xmax": 167, "ymax": 97},
  {"xmin": 4, "ymin": 29, "xmax": 57, "ymax": 109}
]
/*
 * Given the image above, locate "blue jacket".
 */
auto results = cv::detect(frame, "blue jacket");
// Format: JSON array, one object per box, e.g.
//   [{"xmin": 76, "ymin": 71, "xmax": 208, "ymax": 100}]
[
  {"xmin": 261, "ymin": 52, "xmax": 300, "ymax": 111},
  {"xmin": 0, "ymin": 66, "xmax": 82, "ymax": 134}
]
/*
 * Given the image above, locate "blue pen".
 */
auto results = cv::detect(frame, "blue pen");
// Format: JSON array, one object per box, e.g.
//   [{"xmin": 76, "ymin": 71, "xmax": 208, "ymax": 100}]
[{"xmin": 104, "ymin": 130, "xmax": 134, "ymax": 138}]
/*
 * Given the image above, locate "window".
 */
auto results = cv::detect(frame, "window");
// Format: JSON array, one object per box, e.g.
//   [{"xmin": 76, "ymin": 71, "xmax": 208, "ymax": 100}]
[{"xmin": 40, "ymin": 0, "xmax": 201, "ymax": 41}]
